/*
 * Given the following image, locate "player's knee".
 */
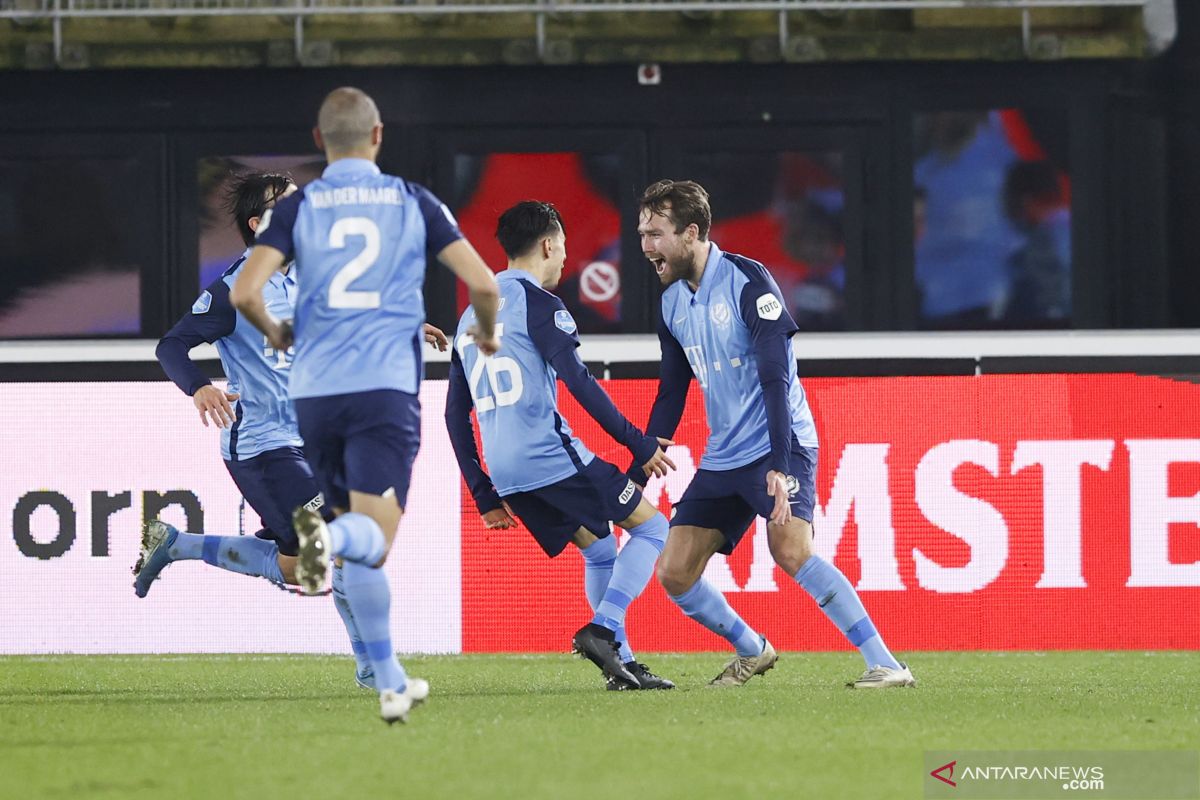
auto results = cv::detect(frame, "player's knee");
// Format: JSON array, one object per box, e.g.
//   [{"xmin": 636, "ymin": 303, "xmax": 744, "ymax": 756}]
[
  {"xmin": 768, "ymin": 532, "xmax": 811, "ymax": 576},
  {"xmin": 628, "ymin": 513, "xmax": 668, "ymax": 550},
  {"xmin": 657, "ymin": 562, "xmax": 693, "ymax": 597}
]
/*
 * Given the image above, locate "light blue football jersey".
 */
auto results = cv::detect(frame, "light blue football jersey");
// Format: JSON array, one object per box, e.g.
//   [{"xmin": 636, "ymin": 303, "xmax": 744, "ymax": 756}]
[
  {"xmin": 660, "ymin": 242, "xmax": 818, "ymax": 471},
  {"xmin": 452, "ymin": 269, "xmax": 595, "ymax": 495},
  {"xmin": 160, "ymin": 251, "xmax": 302, "ymax": 461},
  {"xmin": 255, "ymin": 158, "xmax": 462, "ymax": 400}
]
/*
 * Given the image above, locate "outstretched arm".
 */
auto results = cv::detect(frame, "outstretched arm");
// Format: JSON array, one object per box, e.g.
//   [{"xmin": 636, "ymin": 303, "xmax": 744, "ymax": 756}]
[
  {"xmin": 524, "ymin": 292, "xmax": 673, "ymax": 477},
  {"xmin": 547, "ymin": 347, "xmax": 674, "ymax": 477}
]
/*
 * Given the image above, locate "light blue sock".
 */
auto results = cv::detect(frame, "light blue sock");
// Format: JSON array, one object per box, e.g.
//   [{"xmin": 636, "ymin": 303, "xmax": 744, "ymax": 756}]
[
  {"xmin": 580, "ymin": 537, "xmax": 633, "ymax": 662},
  {"xmin": 340, "ymin": 561, "xmax": 407, "ymax": 692},
  {"xmin": 167, "ymin": 530, "xmax": 204, "ymax": 560},
  {"xmin": 168, "ymin": 533, "xmax": 284, "ymax": 586},
  {"xmin": 331, "ymin": 562, "xmax": 371, "ymax": 678},
  {"xmin": 794, "ymin": 555, "xmax": 900, "ymax": 670},
  {"xmin": 328, "ymin": 512, "xmax": 387, "ymax": 566},
  {"xmin": 670, "ymin": 578, "xmax": 764, "ymax": 657},
  {"xmin": 593, "ymin": 515, "xmax": 667, "ymax": 633}
]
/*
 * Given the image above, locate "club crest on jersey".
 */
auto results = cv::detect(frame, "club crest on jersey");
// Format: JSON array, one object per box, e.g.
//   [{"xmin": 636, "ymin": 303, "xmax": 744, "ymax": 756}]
[
  {"xmin": 709, "ymin": 301, "xmax": 731, "ymax": 327},
  {"xmin": 756, "ymin": 292, "xmax": 783, "ymax": 321},
  {"xmin": 554, "ymin": 309, "xmax": 577, "ymax": 334},
  {"xmin": 192, "ymin": 291, "xmax": 213, "ymax": 315},
  {"xmin": 618, "ymin": 480, "xmax": 636, "ymax": 505}
]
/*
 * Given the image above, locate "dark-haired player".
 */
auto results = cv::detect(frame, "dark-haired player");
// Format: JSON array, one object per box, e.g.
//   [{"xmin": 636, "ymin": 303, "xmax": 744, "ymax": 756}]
[
  {"xmin": 445, "ymin": 200, "xmax": 676, "ymax": 691},
  {"xmin": 138, "ymin": 171, "xmax": 448, "ymax": 695}
]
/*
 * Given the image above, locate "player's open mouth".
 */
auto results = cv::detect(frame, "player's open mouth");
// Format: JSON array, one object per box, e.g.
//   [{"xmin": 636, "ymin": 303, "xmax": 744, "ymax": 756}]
[{"xmin": 648, "ymin": 257, "xmax": 666, "ymax": 275}]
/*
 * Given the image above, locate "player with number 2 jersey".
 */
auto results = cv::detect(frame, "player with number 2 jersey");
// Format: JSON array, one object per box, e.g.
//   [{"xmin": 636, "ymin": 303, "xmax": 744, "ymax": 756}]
[{"xmin": 232, "ymin": 87, "xmax": 501, "ymax": 723}]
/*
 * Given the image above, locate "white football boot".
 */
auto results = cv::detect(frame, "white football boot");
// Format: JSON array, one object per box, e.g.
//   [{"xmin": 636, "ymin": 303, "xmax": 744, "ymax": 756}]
[
  {"xmin": 380, "ymin": 678, "xmax": 430, "ymax": 725},
  {"xmin": 707, "ymin": 639, "xmax": 779, "ymax": 687},
  {"xmin": 850, "ymin": 662, "xmax": 917, "ymax": 689}
]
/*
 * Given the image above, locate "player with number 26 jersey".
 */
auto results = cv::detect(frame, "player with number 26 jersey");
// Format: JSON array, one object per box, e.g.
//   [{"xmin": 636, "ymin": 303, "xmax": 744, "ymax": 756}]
[{"xmin": 446, "ymin": 201, "xmax": 677, "ymax": 691}]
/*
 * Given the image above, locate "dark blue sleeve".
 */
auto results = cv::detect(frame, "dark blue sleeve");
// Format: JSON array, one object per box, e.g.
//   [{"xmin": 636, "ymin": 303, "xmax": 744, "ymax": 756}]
[
  {"xmin": 625, "ymin": 301, "xmax": 693, "ymax": 486},
  {"xmin": 738, "ymin": 263, "xmax": 799, "ymax": 477},
  {"xmin": 547, "ymin": 347, "xmax": 658, "ymax": 466},
  {"xmin": 156, "ymin": 279, "xmax": 237, "ymax": 397},
  {"xmin": 445, "ymin": 348, "xmax": 504, "ymax": 515},
  {"xmin": 524, "ymin": 285, "xmax": 581, "ymax": 363},
  {"xmin": 253, "ymin": 189, "xmax": 304, "ymax": 261},
  {"xmin": 411, "ymin": 183, "xmax": 465, "ymax": 255}
]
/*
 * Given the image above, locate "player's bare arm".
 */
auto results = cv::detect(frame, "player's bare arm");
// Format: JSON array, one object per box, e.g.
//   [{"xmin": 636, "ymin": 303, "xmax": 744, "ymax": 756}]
[
  {"xmin": 230, "ymin": 244, "xmax": 291, "ymax": 350},
  {"xmin": 437, "ymin": 238, "xmax": 501, "ymax": 355}
]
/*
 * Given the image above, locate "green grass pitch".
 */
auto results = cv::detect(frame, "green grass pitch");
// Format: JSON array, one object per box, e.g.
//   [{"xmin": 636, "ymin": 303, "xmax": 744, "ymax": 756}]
[{"xmin": 2, "ymin": 652, "xmax": 1197, "ymax": 800}]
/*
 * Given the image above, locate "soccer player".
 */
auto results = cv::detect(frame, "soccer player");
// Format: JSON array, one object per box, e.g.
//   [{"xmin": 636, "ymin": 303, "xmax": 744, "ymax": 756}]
[
  {"xmin": 634, "ymin": 179, "xmax": 915, "ymax": 689},
  {"xmin": 445, "ymin": 201, "xmax": 675, "ymax": 690},
  {"xmin": 137, "ymin": 171, "xmax": 450, "ymax": 691},
  {"xmin": 230, "ymin": 87, "xmax": 501, "ymax": 724}
]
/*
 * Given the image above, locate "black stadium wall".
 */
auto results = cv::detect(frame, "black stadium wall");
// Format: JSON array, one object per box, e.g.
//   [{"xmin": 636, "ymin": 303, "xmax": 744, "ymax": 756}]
[{"xmin": 1, "ymin": 9, "xmax": 1198, "ymax": 337}]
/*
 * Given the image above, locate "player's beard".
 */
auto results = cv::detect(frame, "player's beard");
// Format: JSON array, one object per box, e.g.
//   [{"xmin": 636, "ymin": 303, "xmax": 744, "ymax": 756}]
[{"xmin": 662, "ymin": 249, "xmax": 699, "ymax": 287}]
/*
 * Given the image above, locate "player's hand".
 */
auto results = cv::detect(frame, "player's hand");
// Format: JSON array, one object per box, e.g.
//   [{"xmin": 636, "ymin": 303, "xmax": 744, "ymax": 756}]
[
  {"xmin": 640, "ymin": 438, "xmax": 677, "ymax": 479},
  {"xmin": 266, "ymin": 319, "xmax": 294, "ymax": 352},
  {"xmin": 193, "ymin": 385, "xmax": 240, "ymax": 429},
  {"xmin": 467, "ymin": 324, "xmax": 501, "ymax": 356},
  {"xmin": 765, "ymin": 469, "xmax": 793, "ymax": 526},
  {"xmin": 481, "ymin": 503, "xmax": 517, "ymax": 529},
  {"xmin": 423, "ymin": 323, "xmax": 449, "ymax": 352}
]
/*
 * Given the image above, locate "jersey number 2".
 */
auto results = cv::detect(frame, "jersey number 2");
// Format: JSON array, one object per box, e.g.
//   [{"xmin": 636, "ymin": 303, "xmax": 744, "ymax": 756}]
[
  {"xmin": 328, "ymin": 217, "xmax": 381, "ymax": 309},
  {"xmin": 458, "ymin": 324, "xmax": 523, "ymax": 413}
]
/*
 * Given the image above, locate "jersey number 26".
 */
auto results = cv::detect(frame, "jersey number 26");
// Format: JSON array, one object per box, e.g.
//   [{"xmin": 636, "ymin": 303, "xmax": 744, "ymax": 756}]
[{"xmin": 457, "ymin": 324, "xmax": 523, "ymax": 413}]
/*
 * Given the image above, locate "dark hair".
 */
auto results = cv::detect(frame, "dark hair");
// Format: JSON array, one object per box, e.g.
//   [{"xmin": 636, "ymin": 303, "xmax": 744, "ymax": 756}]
[
  {"xmin": 223, "ymin": 172, "xmax": 294, "ymax": 246},
  {"xmin": 639, "ymin": 179, "xmax": 712, "ymax": 239},
  {"xmin": 495, "ymin": 201, "xmax": 565, "ymax": 259}
]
